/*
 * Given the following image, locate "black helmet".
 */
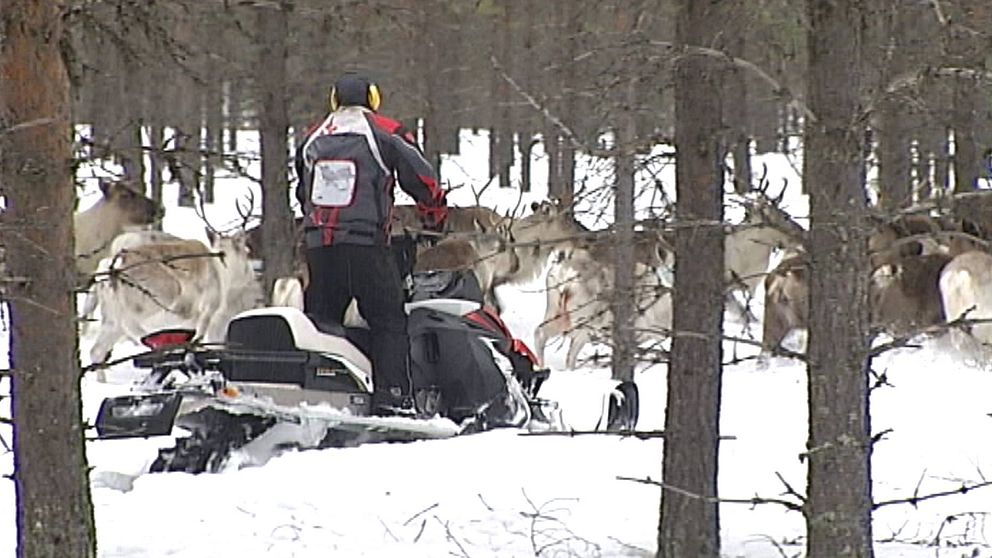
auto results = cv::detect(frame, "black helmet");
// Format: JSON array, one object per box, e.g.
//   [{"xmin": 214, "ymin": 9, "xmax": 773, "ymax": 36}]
[{"xmin": 329, "ymin": 73, "xmax": 381, "ymax": 112}]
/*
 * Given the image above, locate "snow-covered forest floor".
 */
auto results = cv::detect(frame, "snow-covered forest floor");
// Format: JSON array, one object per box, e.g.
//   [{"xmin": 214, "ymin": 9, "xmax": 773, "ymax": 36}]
[{"xmin": 1, "ymin": 131, "xmax": 991, "ymax": 557}]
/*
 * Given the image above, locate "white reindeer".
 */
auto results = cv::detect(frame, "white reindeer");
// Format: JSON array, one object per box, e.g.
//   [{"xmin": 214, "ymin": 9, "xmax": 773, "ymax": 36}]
[{"xmin": 88, "ymin": 231, "xmax": 261, "ymax": 365}]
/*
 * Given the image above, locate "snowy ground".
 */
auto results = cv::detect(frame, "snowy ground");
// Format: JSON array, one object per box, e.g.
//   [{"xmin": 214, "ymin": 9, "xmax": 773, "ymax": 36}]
[{"xmin": 2, "ymin": 131, "xmax": 992, "ymax": 557}]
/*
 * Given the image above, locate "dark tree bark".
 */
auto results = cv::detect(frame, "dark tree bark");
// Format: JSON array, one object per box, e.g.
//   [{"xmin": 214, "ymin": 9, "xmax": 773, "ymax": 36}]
[
  {"xmin": 722, "ymin": 2, "xmax": 751, "ymax": 194},
  {"xmin": 227, "ymin": 78, "xmax": 241, "ymax": 153},
  {"xmin": 520, "ymin": 132, "xmax": 534, "ymax": 193},
  {"xmin": 493, "ymin": 0, "xmax": 514, "ymax": 189},
  {"xmin": 202, "ymin": 78, "xmax": 223, "ymax": 204},
  {"xmin": 148, "ymin": 68, "xmax": 166, "ymax": 223},
  {"xmin": 877, "ymin": 1, "xmax": 914, "ymax": 210},
  {"xmin": 118, "ymin": 44, "xmax": 145, "ymax": 187},
  {"xmin": 805, "ymin": 1, "xmax": 874, "ymax": 557},
  {"xmin": 0, "ymin": 1, "xmax": 97, "ymax": 556},
  {"xmin": 877, "ymin": 96, "xmax": 912, "ymax": 209},
  {"xmin": 418, "ymin": 0, "xmax": 443, "ymax": 182},
  {"xmin": 256, "ymin": 1, "xmax": 296, "ymax": 302},
  {"xmin": 612, "ymin": 76, "xmax": 637, "ymax": 384},
  {"xmin": 557, "ymin": 0, "xmax": 580, "ymax": 208},
  {"xmin": 945, "ymin": 0, "xmax": 991, "ymax": 194},
  {"xmin": 172, "ymin": 124, "xmax": 199, "ymax": 208},
  {"xmin": 545, "ymin": 126, "xmax": 561, "ymax": 199},
  {"xmin": 657, "ymin": 2, "xmax": 725, "ymax": 556}
]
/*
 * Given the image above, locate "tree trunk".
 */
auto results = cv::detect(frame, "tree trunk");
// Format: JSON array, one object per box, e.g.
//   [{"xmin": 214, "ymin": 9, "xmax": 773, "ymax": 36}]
[
  {"xmin": 878, "ymin": 96, "xmax": 912, "ymax": 209},
  {"xmin": 876, "ymin": 0, "xmax": 922, "ymax": 210},
  {"xmin": 723, "ymin": 1, "xmax": 751, "ymax": 194},
  {"xmin": 227, "ymin": 78, "xmax": 241, "ymax": 153},
  {"xmin": 520, "ymin": 131, "xmax": 534, "ymax": 193},
  {"xmin": 946, "ymin": 0, "xmax": 990, "ymax": 194},
  {"xmin": 951, "ymin": 82, "xmax": 982, "ymax": 193},
  {"xmin": 0, "ymin": 1, "xmax": 97, "ymax": 555},
  {"xmin": 148, "ymin": 118, "xmax": 165, "ymax": 223},
  {"xmin": 658, "ymin": 2, "xmax": 724, "ymax": 556},
  {"xmin": 419, "ymin": 1, "xmax": 442, "ymax": 184},
  {"xmin": 612, "ymin": 77, "xmax": 637, "ymax": 384},
  {"xmin": 557, "ymin": 0, "xmax": 579, "ymax": 208},
  {"xmin": 203, "ymin": 82, "xmax": 223, "ymax": 204},
  {"xmin": 147, "ymin": 67, "xmax": 165, "ymax": 215},
  {"xmin": 173, "ymin": 124, "xmax": 199, "ymax": 208},
  {"xmin": 119, "ymin": 52, "xmax": 145, "ymax": 187},
  {"xmin": 545, "ymin": 127, "xmax": 560, "ymax": 199},
  {"xmin": 805, "ymin": 1, "xmax": 874, "ymax": 557},
  {"xmin": 496, "ymin": 0, "xmax": 514, "ymax": 189},
  {"xmin": 257, "ymin": 1, "xmax": 295, "ymax": 302}
]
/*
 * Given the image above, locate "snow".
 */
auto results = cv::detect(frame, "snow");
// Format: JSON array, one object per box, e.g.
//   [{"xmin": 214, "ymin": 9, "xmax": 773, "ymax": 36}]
[{"xmin": 2, "ymin": 130, "xmax": 992, "ymax": 558}]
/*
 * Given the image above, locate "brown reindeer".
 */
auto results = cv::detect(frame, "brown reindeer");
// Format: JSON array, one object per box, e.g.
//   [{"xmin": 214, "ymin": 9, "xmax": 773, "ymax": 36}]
[
  {"xmin": 870, "ymin": 252, "xmax": 951, "ymax": 337},
  {"xmin": 413, "ymin": 223, "xmax": 519, "ymax": 311},
  {"xmin": 74, "ymin": 179, "xmax": 163, "ymax": 276},
  {"xmin": 761, "ymin": 250, "xmax": 809, "ymax": 352},
  {"xmin": 392, "ymin": 204, "xmax": 503, "ymax": 235},
  {"xmin": 499, "ymin": 199, "xmax": 590, "ymax": 288},
  {"xmin": 761, "ymin": 247, "xmax": 953, "ymax": 352}
]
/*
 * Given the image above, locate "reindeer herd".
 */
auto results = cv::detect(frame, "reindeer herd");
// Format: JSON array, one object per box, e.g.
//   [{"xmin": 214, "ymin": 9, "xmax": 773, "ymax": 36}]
[
  {"xmin": 70, "ymin": 177, "xmax": 992, "ymax": 372},
  {"xmin": 762, "ymin": 210, "xmax": 992, "ymax": 357}
]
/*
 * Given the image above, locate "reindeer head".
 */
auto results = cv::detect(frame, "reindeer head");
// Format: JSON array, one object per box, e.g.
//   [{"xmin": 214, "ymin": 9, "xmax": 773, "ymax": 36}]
[
  {"xmin": 741, "ymin": 169, "xmax": 806, "ymax": 249},
  {"xmin": 99, "ymin": 179, "xmax": 163, "ymax": 225},
  {"xmin": 530, "ymin": 199, "xmax": 564, "ymax": 218}
]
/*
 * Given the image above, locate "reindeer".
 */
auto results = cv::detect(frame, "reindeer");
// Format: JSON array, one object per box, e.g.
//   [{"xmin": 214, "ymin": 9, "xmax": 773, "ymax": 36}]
[
  {"xmin": 75, "ymin": 179, "xmax": 163, "ymax": 276},
  {"xmin": 721, "ymin": 188, "xmax": 807, "ymax": 320},
  {"xmin": 761, "ymin": 250, "xmax": 809, "ymax": 352},
  {"xmin": 761, "ymin": 245, "xmax": 954, "ymax": 353},
  {"xmin": 413, "ymin": 222, "xmax": 519, "ymax": 311},
  {"xmin": 391, "ymin": 204, "xmax": 503, "ymax": 235},
  {"xmin": 533, "ymin": 246, "xmax": 672, "ymax": 369},
  {"xmin": 866, "ymin": 212, "xmax": 982, "ymax": 269},
  {"xmin": 79, "ymin": 229, "xmax": 182, "ymax": 335},
  {"xmin": 865, "ymin": 211, "xmax": 987, "ymax": 341},
  {"xmin": 939, "ymin": 248, "xmax": 992, "ymax": 355},
  {"xmin": 870, "ymin": 251, "xmax": 951, "ymax": 337},
  {"xmin": 88, "ymin": 230, "xmax": 261, "ymax": 365},
  {"xmin": 495, "ymin": 199, "xmax": 590, "ymax": 292}
]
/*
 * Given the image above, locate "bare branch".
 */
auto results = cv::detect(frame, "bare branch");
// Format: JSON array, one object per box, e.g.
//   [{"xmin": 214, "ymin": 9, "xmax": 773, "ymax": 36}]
[
  {"xmin": 617, "ymin": 475, "xmax": 805, "ymax": 514},
  {"xmin": 403, "ymin": 502, "xmax": 439, "ymax": 527},
  {"xmin": 433, "ymin": 515, "xmax": 472, "ymax": 558},
  {"xmin": 519, "ymin": 429, "xmax": 738, "ymax": 442},
  {"xmin": 873, "ymin": 480, "xmax": 992, "ymax": 510},
  {"xmin": 648, "ymin": 39, "xmax": 816, "ymax": 124}
]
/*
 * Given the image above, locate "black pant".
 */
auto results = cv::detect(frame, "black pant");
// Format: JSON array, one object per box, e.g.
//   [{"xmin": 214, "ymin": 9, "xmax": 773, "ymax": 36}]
[{"xmin": 304, "ymin": 244, "xmax": 410, "ymax": 404}]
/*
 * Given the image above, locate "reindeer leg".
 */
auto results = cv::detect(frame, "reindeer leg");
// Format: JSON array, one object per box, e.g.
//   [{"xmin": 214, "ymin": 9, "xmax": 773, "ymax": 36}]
[
  {"xmin": 532, "ymin": 321, "xmax": 557, "ymax": 367},
  {"xmin": 485, "ymin": 287, "xmax": 503, "ymax": 314},
  {"xmin": 89, "ymin": 322, "xmax": 125, "ymax": 381},
  {"xmin": 565, "ymin": 329, "xmax": 591, "ymax": 370}
]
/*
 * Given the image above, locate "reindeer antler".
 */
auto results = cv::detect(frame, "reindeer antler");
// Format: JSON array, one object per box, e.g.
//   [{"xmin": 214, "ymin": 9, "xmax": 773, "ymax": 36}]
[
  {"xmin": 772, "ymin": 177, "xmax": 788, "ymax": 207},
  {"xmin": 755, "ymin": 162, "xmax": 770, "ymax": 195},
  {"xmin": 471, "ymin": 175, "xmax": 497, "ymax": 206},
  {"xmin": 234, "ymin": 189, "xmax": 257, "ymax": 232},
  {"xmin": 194, "ymin": 188, "xmax": 224, "ymax": 239}
]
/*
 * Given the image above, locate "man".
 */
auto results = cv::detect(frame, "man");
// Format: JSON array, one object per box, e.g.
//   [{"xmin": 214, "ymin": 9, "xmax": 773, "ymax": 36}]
[{"xmin": 295, "ymin": 72, "xmax": 447, "ymax": 416}]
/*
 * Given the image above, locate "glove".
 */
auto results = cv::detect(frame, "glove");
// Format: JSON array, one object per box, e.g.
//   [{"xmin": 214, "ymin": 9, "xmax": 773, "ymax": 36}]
[{"xmin": 417, "ymin": 203, "xmax": 448, "ymax": 233}]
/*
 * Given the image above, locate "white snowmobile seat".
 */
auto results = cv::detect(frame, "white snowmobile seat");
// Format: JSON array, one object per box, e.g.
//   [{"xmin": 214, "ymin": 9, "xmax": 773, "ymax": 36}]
[{"xmin": 404, "ymin": 298, "xmax": 481, "ymax": 317}]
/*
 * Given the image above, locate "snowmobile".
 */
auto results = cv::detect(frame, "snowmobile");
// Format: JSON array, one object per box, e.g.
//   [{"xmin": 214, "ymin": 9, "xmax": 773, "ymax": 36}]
[{"xmin": 94, "ymin": 269, "xmax": 639, "ymax": 474}]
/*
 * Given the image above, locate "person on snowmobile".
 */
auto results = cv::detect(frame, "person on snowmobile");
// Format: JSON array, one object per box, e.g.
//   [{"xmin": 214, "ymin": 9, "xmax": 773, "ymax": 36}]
[{"xmin": 294, "ymin": 71, "xmax": 448, "ymax": 416}]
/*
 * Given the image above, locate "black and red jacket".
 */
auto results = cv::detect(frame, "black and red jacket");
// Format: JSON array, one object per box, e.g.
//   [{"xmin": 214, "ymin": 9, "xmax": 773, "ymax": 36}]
[{"xmin": 294, "ymin": 107, "xmax": 447, "ymax": 248}]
